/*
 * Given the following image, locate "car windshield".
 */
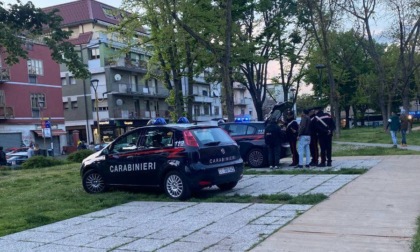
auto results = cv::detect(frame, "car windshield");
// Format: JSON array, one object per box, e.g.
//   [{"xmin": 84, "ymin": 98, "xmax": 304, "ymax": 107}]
[{"xmin": 190, "ymin": 127, "xmax": 235, "ymax": 146}]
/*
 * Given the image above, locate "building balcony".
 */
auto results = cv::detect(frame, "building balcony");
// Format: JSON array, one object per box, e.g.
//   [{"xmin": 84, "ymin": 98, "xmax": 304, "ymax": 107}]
[
  {"xmin": 234, "ymin": 98, "xmax": 252, "ymax": 106},
  {"xmin": 0, "ymin": 67, "xmax": 10, "ymax": 83},
  {"xmin": 111, "ymin": 84, "xmax": 170, "ymax": 98},
  {"xmin": 193, "ymin": 95, "xmax": 215, "ymax": 103},
  {"xmin": 105, "ymin": 57, "xmax": 148, "ymax": 73}
]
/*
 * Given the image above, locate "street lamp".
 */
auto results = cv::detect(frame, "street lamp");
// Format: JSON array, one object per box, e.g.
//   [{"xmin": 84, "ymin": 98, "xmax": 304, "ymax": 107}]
[
  {"xmin": 316, "ymin": 64, "xmax": 325, "ymax": 101},
  {"xmin": 38, "ymin": 100, "xmax": 46, "ymax": 150},
  {"xmin": 90, "ymin": 79, "xmax": 101, "ymax": 144}
]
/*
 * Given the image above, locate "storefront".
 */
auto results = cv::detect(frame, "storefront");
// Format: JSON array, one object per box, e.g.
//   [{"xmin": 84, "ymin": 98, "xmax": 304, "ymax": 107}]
[{"xmin": 95, "ymin": 119, "xmax": 150, "ymax": 142}]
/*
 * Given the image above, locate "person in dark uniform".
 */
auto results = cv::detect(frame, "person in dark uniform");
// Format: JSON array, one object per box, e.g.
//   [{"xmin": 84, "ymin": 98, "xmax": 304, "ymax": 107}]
[
  {"xmin": 309, "ymin": 108, "xmax": 319, "ymax": 166},
  {"xmin": 0, "ymin": 146, "xmax": 7, "ymax": 166},
  {"xmin": 314, "ymin": 108, "xmax": 336, "ymax": 167},
  {"xmin": 264, "ymin": 117, "xmax": 283, "ymax": 169},
  {"xmin": 285, "ymin": 111, "xmax": 299, "ymax": 166}
]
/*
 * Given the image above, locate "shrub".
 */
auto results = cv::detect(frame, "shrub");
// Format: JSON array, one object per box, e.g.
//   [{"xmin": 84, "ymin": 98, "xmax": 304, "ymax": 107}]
[
  {"xmin": 21, "ymin": 156, "xmax": 65, "ymax": 169},
  {"xmin": 67, "ymin": 149, "xmax": 94, "ymax": 163}
]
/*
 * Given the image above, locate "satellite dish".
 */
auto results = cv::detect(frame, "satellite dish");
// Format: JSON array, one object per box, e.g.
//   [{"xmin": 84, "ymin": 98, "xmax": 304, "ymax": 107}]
[
  {"xmin": 116, "ymin": 99, "xmax": 123, "ymax": 106},
  {"xmin": 114, "ymin": 74, "xmax": 122, "ymax": 81}
]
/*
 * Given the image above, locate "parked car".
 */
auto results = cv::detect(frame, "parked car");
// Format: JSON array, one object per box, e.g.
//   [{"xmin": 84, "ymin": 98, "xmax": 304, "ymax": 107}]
[
  {"xmin": 219, "ymin": 102, "xmax": 293, "ymax": 168},
  {"xmin": 5, "ymin": 147, "xmax": 29, "ymax": 159},
  {"xmin": 6, "ymin": 152, "xmax": 29, "ymax": 167},
  {"xmin": 80, "ymin": 121, "xmax": 244, "ymax": 200}
]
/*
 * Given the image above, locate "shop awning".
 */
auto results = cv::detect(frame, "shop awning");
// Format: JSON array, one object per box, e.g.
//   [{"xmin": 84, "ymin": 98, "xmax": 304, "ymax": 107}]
[{"xmin": 33, "ymin": 129, "xmax": 67, "ymax": 136}]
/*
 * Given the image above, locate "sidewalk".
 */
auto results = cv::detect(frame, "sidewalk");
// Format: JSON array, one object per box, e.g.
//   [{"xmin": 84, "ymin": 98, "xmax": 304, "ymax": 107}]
[{"xmin": 251, "ymin": 155, "xmax": 420, "ymax": 252}]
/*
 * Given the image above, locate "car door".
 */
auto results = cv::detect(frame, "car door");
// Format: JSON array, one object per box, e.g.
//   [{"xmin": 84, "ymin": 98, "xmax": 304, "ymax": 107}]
[
  {"xmin": 137, "ymin": 127, "xmax": 174, "ymax": 186},
  {"xmin": 103, "ymin": 129, "xmax": 150, "ymax": 186}
]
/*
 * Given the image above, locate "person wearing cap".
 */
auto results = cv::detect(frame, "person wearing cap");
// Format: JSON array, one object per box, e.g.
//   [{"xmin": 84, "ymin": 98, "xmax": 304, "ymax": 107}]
[
  {"xmin": 309, "ymin": 107, "xmax": 320, "ymax": 166},
  {"xmin": 296, "ymin": 109, "xmax": 312, "ymax": 168},
  {"xmin": 314, "ymin": 107, "xmax": 336, "ymax": 167},
  {"xmin": 264, "ymin": 117, "xmax": 284, "ymax": 169},
  {"xmin": 285, "ymin": 111, "xmax": 299, "ymax": 166}
]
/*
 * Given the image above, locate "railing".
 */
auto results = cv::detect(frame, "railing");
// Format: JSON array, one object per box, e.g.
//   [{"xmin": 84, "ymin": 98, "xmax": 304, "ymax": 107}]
[
  {"xmin": 105, "ymin": 57, "xmax": 148, "ymax": 70},
  {"xmin": 111, "ymin": 84, "xmax": 170, "ymax": 97}
]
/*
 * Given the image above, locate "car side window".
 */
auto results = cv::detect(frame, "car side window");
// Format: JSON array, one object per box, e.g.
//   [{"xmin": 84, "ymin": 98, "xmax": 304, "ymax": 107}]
[
  {"xmin": 140, "ymin": 128, "xmax": 173, "ymax": 148},
  {"xmin": 246, "ymin": 126, "xmax": 256, "ymax": 135},
  {"xmin": 110, "ymin": 130, "xmax": 141, "ymax": 153},
  {"xmin": 229, "ymin": 124, "xmax": 247, "ymax": 136}
]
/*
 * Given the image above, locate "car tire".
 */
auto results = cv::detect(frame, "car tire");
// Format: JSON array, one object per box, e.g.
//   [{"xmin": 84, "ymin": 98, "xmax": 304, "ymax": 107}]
[
  {"xmin": 82, "ymin": 170, "xmax": 107, "ymax": 193},
  {"xmin": 217, "ymin": 181, "xmax": 238, "ymax": 191},
  {"xmin": 164, "ymin": 171, "xmax": 191, "ymax": 200},
  {"xmin": 247, "ymin": 148, "xmax": 265, "ymax": 168}
]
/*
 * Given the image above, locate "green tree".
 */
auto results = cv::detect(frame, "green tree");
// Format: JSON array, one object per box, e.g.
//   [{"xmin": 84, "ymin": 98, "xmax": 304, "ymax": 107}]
[{"xmin": 0, "ymin": 1, "xmax": 89, "ymax": 79}]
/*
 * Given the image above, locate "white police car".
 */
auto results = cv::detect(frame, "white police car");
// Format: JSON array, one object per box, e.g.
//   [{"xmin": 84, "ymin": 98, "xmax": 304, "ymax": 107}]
[{"xmin": 80, "ymin": 118, "xmax": 244, "ymax": 200}]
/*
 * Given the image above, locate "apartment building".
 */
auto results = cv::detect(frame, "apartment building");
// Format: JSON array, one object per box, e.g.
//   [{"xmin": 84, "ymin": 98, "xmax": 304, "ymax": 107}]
[
  {"xmin": 0, "ymin": 41, "xmax": 67, "ymax": 154},
  {"xmin": 45, "ymin": 0, "xmax": 222, "ymax": 144}
]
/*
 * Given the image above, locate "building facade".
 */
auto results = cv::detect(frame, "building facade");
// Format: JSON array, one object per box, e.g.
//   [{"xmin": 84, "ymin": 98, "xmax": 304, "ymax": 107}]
[
  {"xmin": 46, "ymin": 0, "xmax": 223, "ymax": 144},
  {"xmin": 0, "ymin": 41, "xmax": 67, "ymax": 154}
]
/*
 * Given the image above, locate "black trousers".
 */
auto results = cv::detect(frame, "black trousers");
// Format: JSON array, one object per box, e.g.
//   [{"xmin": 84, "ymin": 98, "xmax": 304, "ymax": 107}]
[
  {"xmin": 289, "ymin": 139, "xmax": 298, "ymax": 165},
  {"xmin": 318, "ymin": 134, "xmax": 333, "ymax": 164},
  {"xmin": 310, "ymin": 134, "xmax": 319, "ymax": 164}
]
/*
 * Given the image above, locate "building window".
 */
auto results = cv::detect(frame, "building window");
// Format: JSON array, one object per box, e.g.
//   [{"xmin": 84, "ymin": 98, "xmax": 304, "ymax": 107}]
[
  {"xmin": 203, "ymin": 104, "xmax": 210, "ymax": 115},
  {"xmin": 29, "ymin": 74, "xmax": 37, "ymax": 83},
  {"xmin": 27, "ymin": 59, "xmax": 43, "ymax": 75},
  {"xmin": 61, "ymin": 78, "xmax": 67, "ymax": 86},
  {"xmin": 31, "ymin": 93, "xmax": 45, "ymax": 118},
  {"xmin": 194, "ymin": 105, "xmax": 200, "ymax": 116},
  {"xmin": 214, "ymin": 106, "xmax": 219, "ymax": 116},
  {"xmin": 69, "ymin": 77, "xmax": 76, "ymax": 85},
  {"xmin": 202, "ymin": 90, "xmax": 208, "ymax": 96},
  {"xmin": 71, "ymin": 101, "xmax": 78, "ymax": 109},
  {"xmin": 89, "ymin": 48, "xmax": 100, "ymax": 59}
]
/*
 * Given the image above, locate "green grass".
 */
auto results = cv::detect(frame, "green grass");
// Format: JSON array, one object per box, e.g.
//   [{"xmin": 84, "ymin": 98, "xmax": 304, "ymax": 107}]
[
  {"xmin": 0, "ymin": 163, "xmax": 326, "ymax": 237},
  {"xmin": 338, "ymin": 125, "xmax": 420, "ymax": 145},
  {"xmin": 413, "ymin": 216, "xmax": 420, "ymax": 252},
  {"xmin": 333, "ymin": 144, "xmax": 420, "ymax": 156}
]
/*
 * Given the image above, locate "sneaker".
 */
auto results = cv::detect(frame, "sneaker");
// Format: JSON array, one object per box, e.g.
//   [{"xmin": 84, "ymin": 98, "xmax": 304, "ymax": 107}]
[
  {"xmin": 295, "ymin": 165, "xmax": 303, "ymax": 168},
  {"xmin": 393, "ymin": 145, "xmax": 397, "ymax": 148},
  {"xmin": 309, "ymin": 161, "xmax": 318, "ymax": 166},
  {"xmin": 327, "ymin": 162, "xmax": 332, "ymax": 167},
  {"xmin": 305, "ymin": 165, "xmax": 310, "ymax": 168},
  {"xmin": 317, "ymin": 163, "xmax": 326, "ymax": 167},
  {"xmin": 289, "ymin": 163, "xmax": 298, "ymax": 167}
]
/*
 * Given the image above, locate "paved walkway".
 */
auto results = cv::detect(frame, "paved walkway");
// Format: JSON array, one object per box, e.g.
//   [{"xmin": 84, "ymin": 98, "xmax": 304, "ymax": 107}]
[
  {"xmin": 2, "ymin": 152, "xmax": 420, "ymax": 251},
  {"xmin": 252, "ymin": 155, "xmax": 420, "ymax": 252}
]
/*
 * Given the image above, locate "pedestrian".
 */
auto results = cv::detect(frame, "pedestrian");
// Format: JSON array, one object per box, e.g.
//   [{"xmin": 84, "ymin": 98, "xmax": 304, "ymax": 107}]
[
  {"xmin": 0, "ymin": 146, "xmax": 7, "ymax": 166},
  {"xmin": 285, "ymin": 111, "xmax": 299, "ymax": 166},
  {"xmin": 264, "ymin": 117, "xmax": 283, "ymax": 169},
  {"xmin": 399, "ymin": 113, "xmax": 410, "ymax": 147},
  {"xmin": 385, "ymin": 111, "xmax": 401, "ymax": 148},
  {"xmin": 297, "ymin": 109, "xmax": 312, "ymax": 168},
  {"xmin": 314, "ymin": 107, "xmax": 336, "ymax": 167},
  {"xmin": 309, "ymin": 108, "xmax": 319, "ymax": 166},
  {"xmin": 27, "ymin": 144, "xmax": 35, "ymax": 158}
]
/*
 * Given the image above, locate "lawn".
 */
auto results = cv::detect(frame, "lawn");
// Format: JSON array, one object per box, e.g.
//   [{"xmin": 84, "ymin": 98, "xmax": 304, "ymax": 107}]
[{"xmin": 1, "ymin": 125, "xmax": 420, "ymax": 251}]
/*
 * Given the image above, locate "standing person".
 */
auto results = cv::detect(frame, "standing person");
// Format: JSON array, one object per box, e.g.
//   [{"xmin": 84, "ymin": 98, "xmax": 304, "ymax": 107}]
[
  {"xmin": 399, "ymin": 113, "xmax": 409, "ymax": 147},
  {"xmin": 386, "ymin": 111, "xmax": 401, "ymax": 148},
  {"xmin": 285, "ymin": 111, "xmax": 299, "ymax": 166},
  {"xmin": 264, "ymin": 117, "xmax": 283, "ymax": 169},
  {"xmin": 309, "ymin": 108, "xmax": 319, "ymax": 166},
  {"xmin": 0, "ymin": 146, "xmax": 7, "ymax": 166},
  {"xmin": 27, "ymin": 144, "xmax": 35, "ymax": 158},
  {"xmin": 315, "ymin": 108, "xmax": 336, "ymax": 167},
  {"xmin": 297, "ymin": 109, "xmax": 312, "ymax": 168}
]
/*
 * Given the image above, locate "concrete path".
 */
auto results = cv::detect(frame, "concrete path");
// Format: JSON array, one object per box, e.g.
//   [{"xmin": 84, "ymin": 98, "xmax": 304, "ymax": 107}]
[{"xmin": 252, "ymin": 155, "xmax": 420, "ymax": 252}]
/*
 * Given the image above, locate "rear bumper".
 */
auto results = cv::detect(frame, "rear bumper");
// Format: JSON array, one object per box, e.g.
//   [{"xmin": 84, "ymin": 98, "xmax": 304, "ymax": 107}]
[{"xmin": 186, "ymin": 162, "xmax": 244, "ymax": 190}]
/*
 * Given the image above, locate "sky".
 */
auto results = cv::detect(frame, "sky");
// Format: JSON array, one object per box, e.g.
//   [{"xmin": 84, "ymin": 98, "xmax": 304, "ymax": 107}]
[{"xmin": 2, "ymin": 0, "xmax": 122, "ymax": 8}]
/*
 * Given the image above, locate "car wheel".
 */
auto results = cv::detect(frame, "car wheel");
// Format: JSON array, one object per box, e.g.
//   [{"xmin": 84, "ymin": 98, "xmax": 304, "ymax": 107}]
[
  {"xmin": 164, "ymin": 171, "xmax": 191, "ymax": 200},
  {"xmin": 247, "ymin": 148, "xmax": 265, "ymax": 168},
  {"xmin": 82, "ymin": 170, "xmax": 106, "ymax": 193},
  {"xmin": 217, "ymin": 181, "xmax": 238, "ymax": 191}
]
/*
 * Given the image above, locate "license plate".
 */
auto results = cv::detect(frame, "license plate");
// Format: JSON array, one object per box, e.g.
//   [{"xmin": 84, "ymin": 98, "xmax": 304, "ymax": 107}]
[{"xmin": 218, "ymin": 166, "xmax": 235, "ymax": 175}]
